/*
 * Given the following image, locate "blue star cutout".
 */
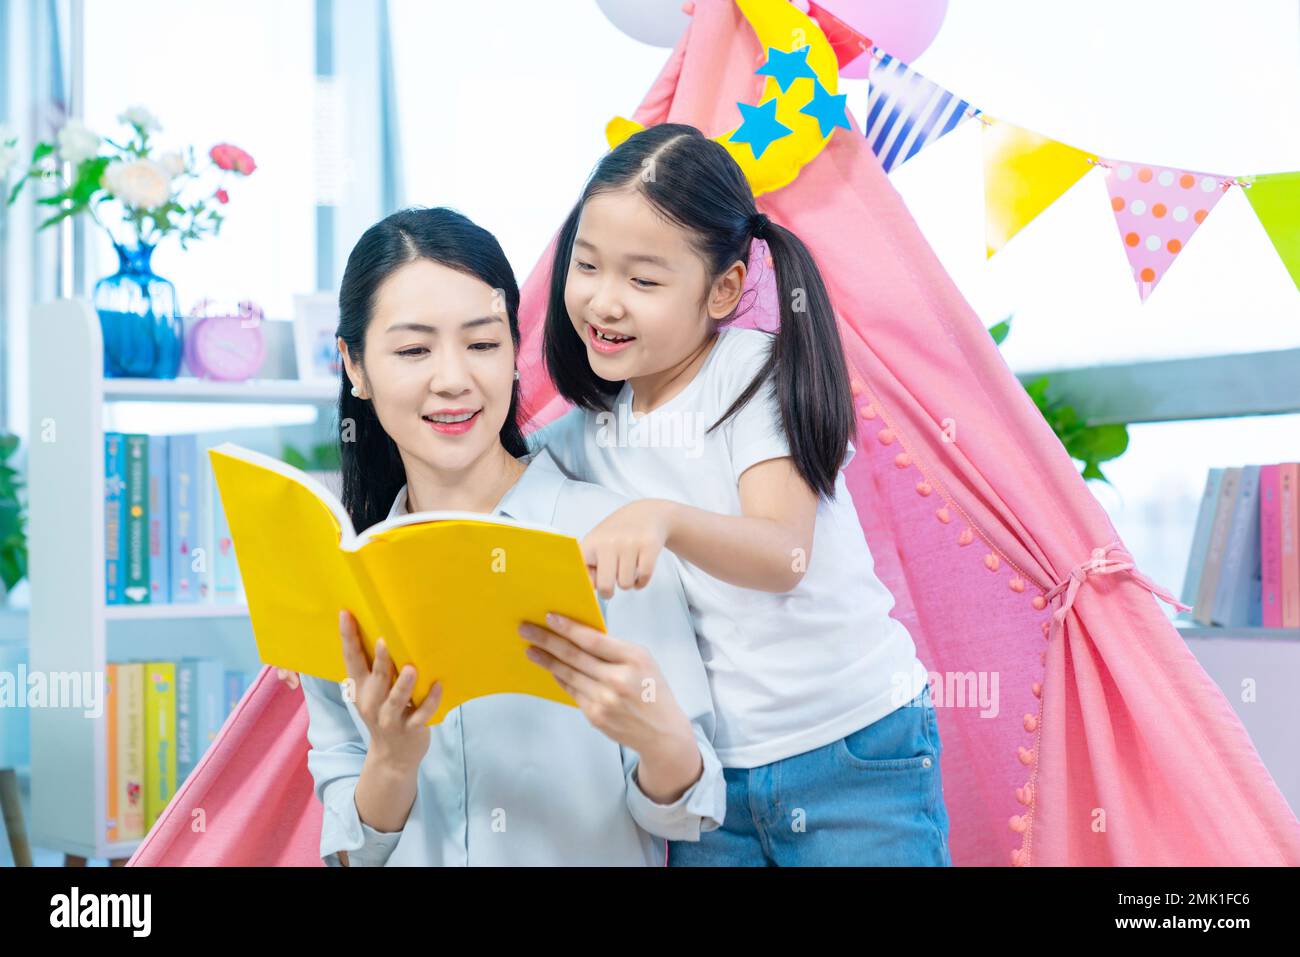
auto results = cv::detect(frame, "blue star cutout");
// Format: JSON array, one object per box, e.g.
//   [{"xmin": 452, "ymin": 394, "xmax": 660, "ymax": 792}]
[
  {"xmin": 755, "ymin": 45, "xmax": 817, "ymax": 93},
  {"xmin": 799, "ymin": 79, "xmax": 851, "ymax": 137},
  {"xmin": 730, "ymin": 98, "xmax": 794, "ymax": 159}
]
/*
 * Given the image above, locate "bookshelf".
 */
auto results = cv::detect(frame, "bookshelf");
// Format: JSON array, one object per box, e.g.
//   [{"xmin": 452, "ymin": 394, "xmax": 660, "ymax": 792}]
[
  {"xmin": 1175, "ymin": 623, "xmax": 1300, "ymax": 642},
  {"xmin": 26, "ymin": 299, "xmax": 336, "ymax": 862}
]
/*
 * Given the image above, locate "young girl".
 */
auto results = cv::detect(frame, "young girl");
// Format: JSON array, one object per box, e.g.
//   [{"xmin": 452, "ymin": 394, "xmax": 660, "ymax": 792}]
[
  {"xmin": 531, "ymin": 123, "xmax": 951, "ymax": 866},
  {"xmin": 291, "ymin": 206, "xmax": 726, "ymax": 865}
]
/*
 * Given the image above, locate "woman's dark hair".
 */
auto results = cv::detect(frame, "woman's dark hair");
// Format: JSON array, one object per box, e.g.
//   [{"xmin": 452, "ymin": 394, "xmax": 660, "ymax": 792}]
[
  {"xmin": 543, "ymin": 123, "xmax": 854, "ymax": 498},
  {"xmin": 337, "ymin": 206, "xmax": 528, "ymax": 532}
]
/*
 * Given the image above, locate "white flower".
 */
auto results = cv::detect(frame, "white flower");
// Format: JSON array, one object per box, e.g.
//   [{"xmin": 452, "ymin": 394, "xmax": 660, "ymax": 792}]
[
  {"xmin": 158, "ymin": 150, "xmax": 186, "ymax": 178},
  {"xmin": 118, "ymin": 106, "xmax": 161, "ymax": 133},
  {"xmin": 101, "ymin": 158, "xmax": 171, "ymax": 209},
  {"xmin": 57, "ymin": 120, "xmax": 100, "ymax": 164}
]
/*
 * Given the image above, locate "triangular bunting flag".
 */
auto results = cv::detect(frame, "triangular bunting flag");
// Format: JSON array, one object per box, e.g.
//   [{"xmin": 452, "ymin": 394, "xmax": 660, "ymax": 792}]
[
  {"xmin": 866, "ymin": 51, "xmax": 979, "ymax": 174},
  {"xmin": 1244, "ymin": 172, "xmax": 1300, "ymax": 292},
  {"xmin": 1100, "ymin": 159, "xmax": 1230, "ymax": 301},
  {"xmin": 983, "ymin": 120, "xmax": 1093, "ymax": 258},
  {"xmin": 807, "ymin": 2, "xmax": 872, "ymax": 72}
]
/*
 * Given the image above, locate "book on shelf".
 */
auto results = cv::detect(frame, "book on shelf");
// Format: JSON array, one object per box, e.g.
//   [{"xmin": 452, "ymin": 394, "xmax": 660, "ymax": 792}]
[
  {"xmin": 208, "ymin": 441, "xmax": 604, "ymax": 725},
  {"xmin": 1211, "ymin": 464, "xmax": 1261, "ymax": 627},
  {"xmin": 1281, "ymin": 464, "xmax": 1300, "ymax": 628},
  {"xmin": 1193, "ymin": 467, "xmax": 1240, "ymax": 626},
  {"xmin": 105, "ymin": 657, "xmax": 257, "ymax": 843},
  {"xmin": 105, "ymin": 434, "xmax": 126, "ymax": 605},
  {"xmin": 1179, "ymin": 468, "xmax": 1223, "ymax": 616},
  {"xmin": 103, "ymin": 432, "xmax": 247, "ymax": 607},
  {"xmin": 1182, "ymin": 461, "xmax": 1300, "ymax": 629}
]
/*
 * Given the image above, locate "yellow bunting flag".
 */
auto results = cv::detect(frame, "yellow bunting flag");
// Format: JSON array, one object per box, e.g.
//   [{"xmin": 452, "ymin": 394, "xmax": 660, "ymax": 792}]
[
  {"xmin": 1244, "ymin": 172, "xmax": 1300, "ymax": 292},
  {"xmin": 982, "ymin": 118, "xmax": 1093, "ymax": 258}
]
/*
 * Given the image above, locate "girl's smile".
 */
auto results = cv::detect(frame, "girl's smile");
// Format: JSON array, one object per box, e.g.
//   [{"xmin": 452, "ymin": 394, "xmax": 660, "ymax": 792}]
[{"xmin": 586, "ymin": 321, "xmax": 637, "ymax": 354}]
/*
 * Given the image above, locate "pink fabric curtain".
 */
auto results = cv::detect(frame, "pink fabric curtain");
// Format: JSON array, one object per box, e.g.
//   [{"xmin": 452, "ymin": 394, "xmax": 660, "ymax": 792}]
[
  {"xmin": 132, "ymin": 0, "xmax": 1300, "ymax": 866},
  {"xmin": 128, "ymin": 668, "xmax": 323, "ymax": 866}
]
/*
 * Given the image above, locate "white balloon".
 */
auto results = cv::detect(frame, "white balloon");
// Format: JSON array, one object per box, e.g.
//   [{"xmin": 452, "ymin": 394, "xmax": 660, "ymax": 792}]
[{"xmin": 595, "ymin": 0, "xmax": 692, "ymax": 48}]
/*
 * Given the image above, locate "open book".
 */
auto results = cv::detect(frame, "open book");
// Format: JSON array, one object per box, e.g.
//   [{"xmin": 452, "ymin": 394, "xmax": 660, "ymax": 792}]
[{"xmin": 208, "ymin": 442, "xmax": 604, "ymax": 724}]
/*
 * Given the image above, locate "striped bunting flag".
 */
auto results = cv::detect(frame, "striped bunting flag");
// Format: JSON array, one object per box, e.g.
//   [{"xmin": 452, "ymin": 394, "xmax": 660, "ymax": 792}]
[{"xmin": 866, "ymin": 52, "xmax": 980, "ymax": 173}]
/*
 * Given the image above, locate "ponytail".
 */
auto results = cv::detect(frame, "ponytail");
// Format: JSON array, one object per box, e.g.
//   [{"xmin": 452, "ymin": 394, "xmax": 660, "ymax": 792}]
[{"xmin": 711, "ymin": 220, "xmax": 854, "ymax": 499}]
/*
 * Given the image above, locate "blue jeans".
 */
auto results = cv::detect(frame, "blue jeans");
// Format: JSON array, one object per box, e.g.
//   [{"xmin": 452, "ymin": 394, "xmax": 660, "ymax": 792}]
[{"xmin": 669, "ymin": 690, "xmax": 951, "ymax": 866}]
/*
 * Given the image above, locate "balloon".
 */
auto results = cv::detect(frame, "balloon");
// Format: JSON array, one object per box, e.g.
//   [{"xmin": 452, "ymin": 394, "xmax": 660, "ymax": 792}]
[
  {"xmin": 608, "ymin": 0, "xmax": 841, "ymax": 196},
  {"xmin": 595, "ymin": 0, "xmax": 693, "ymax": 49},
  {"xmin": 814, "ymin": 0, "xmax": 948, "ymax": 77}
]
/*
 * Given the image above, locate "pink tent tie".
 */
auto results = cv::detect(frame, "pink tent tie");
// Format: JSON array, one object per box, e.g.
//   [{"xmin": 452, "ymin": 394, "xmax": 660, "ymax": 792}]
[{"xmin": 1042, "ymin": 541, "xmax": 1192, "ymax": 643}]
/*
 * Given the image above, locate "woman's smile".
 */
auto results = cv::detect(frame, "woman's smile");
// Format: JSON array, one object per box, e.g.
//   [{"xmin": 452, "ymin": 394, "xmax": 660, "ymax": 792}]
[{"xmin": 422, "ymin": 407, "xmax": 482, "ymax": 435}]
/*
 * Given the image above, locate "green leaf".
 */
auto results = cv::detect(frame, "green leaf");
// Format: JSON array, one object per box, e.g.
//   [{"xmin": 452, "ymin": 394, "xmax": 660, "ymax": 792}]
[
  {"xmin": 1023, "ymin": 376, "xmax": 1051, "ymax": 404},
  {"xmin": 7, "ymin": 173, "xmax": 32, "ymax": 206},
  {"xmin": 309, "ymin": 442, "xmax": 341, "ymax": 470},
  {"xmin": 1069, "ymin": 423, "xmax": 1129, "ymax": 463},
  {"xmin": 987, "ymin": 316, "xmax": 1013, "ymax": 346},
  {"xmin": 36, "ymin": 207, "xmax": 75, "ymax": 231},
  {"xmin": 70, "ymin": 156, "xmax": 111, "ymax": 204},
  {"xmin": 281, "ymin": 445, "xmax": 310, "ymax": 470},
  {"xmin": 1080, "ymin": 460, "xmax": 1107, "ymax": 483},
  {"xmin": 30, "ymin": 143, "xmax": 54, "ymax": 164}
]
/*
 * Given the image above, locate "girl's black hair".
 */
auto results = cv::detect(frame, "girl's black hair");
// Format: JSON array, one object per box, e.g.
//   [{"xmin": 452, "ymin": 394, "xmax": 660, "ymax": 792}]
[
  {"xmin": 543, "ymin": 123, "xmax": 854, "ymax": 498},
  {"xmin": 337, "ymin": 206, "xmax": 528, "ymax": 532}
]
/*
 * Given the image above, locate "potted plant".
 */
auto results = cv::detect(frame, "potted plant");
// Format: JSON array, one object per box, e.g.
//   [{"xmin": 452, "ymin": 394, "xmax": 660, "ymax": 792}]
[{"xmin": 4, "ymin": 107, "xmax": 255, "ymax": 379}]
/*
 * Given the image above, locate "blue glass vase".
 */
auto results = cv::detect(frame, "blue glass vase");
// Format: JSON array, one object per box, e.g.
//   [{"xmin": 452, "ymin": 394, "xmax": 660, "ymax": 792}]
[{"xmin": 92, "ymin": 242, "xmax": 184, "ymax": 379}]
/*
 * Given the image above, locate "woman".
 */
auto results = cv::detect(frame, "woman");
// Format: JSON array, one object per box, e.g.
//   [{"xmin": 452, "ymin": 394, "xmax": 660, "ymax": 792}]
[{"xmin": 295, "ymin": 206, "xmax": 724, "ymax": 865}]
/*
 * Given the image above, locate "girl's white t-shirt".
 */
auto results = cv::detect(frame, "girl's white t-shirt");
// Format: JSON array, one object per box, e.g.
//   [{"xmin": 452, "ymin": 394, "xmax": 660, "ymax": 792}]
[{"xmin": 531, "ymin": 326, "xmax": 929, "ymax": 768}]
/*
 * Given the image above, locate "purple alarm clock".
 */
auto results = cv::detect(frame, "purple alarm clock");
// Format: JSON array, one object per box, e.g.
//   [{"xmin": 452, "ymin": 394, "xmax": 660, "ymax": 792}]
[{"xmin": 184, "ymin": 300, "xmax": 266, "ymax": 381}]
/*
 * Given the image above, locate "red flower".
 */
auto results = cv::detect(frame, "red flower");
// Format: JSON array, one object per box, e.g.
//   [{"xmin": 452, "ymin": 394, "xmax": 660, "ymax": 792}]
[
  {"xmin": 215, "ymin": 188, "xmax": 230, "ymax": 205},
  {"xmin": 209, "ymin": 143, "xmax": 256, "ymax": 175}
]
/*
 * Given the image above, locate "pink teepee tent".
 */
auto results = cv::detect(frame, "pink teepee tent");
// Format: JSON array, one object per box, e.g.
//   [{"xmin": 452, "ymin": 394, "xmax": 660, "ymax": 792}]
[{"xmin": 131, "ymin": 0, "xmax": 1300, "ymax": 867}]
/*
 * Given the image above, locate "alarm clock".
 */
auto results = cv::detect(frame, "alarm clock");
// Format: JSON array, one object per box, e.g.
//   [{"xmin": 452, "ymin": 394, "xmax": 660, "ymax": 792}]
[{"xmin": 184, "ymin": 300, "xmax": 266, "ymax": 381}]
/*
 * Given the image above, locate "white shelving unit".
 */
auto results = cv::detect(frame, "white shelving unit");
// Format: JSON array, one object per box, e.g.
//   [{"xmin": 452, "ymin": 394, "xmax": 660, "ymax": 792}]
[{"xmin": 27, "ymin": 299, "xmax": 335, "ymax": 862}]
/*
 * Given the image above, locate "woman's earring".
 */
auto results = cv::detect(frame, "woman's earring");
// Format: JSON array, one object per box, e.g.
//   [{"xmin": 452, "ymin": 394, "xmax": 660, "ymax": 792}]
[
  {"xmin": 513, "ymin": 369, "xmax": 520, "ymax": 381},
  {"xmin": 350, "ymin": 385, "xmax": 361, "ymax": 398}
]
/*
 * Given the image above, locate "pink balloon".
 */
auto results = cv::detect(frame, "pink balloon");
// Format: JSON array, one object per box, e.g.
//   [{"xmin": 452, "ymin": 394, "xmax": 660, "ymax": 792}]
[{"xmin": 814, "ymin": 0, "xmax": 948, "ymax": 77}]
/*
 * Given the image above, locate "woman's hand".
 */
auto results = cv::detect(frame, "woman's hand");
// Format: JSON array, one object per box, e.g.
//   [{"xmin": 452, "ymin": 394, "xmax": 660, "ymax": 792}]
[
  {"xmin": 275, "ymin": 668, "xmax": 300, "ymax": 689},
  {"xmin": 579, "ymin": 499, "xmax": 679, "ymax": 599},
  {"xmin": 520, "ymin": 613, "xmax": 702, "ymax": 804},
  {"xmin": 338, "ymin": 609, "xmax": 443, "ymax": 775}
]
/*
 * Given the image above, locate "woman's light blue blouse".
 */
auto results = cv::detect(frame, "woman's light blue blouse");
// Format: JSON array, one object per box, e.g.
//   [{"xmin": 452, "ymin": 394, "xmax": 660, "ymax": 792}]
[{"xmin": 298, "ymin": 447, "xmax": 725, "ymax": 866}]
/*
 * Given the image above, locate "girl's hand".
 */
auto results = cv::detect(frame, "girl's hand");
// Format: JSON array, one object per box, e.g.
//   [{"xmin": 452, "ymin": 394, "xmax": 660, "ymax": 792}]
[
  {"xmin": 520, "ymin": 613, "xmax": 702, "ymax": 804},
  {"xmin": 275, "ymin": 668, "xmax": 300, "ymax": 690},
  {"xmin": 579, "ymin": 499, "xmax": 679, "ymax": 599},
  {"xmin": 337, "ymin": 609, "xmax": 443, "ymax": 775}
]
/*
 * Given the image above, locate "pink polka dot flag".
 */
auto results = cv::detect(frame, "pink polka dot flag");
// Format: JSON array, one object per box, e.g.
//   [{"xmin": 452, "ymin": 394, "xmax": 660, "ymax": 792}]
[{"xmin": 1101, "ymin": 159, "xmax": 1231, "ymax": 301}]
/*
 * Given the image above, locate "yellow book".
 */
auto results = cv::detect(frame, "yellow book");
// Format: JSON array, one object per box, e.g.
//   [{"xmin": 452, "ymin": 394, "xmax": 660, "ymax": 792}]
[
  {"xmin": 207, "ymin": 443, "xmax": 603, "ymax": 725},
  {"xmin": 105, "ymin": 663, "xmax": 118, "ymax": 843},
  {"xmin": 118, "ymin": 662, "xmax": 145, "ymax": 840},
  {"xmin": 143, "ymin": 662, "xmax": 176, "ymax": 832}
]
